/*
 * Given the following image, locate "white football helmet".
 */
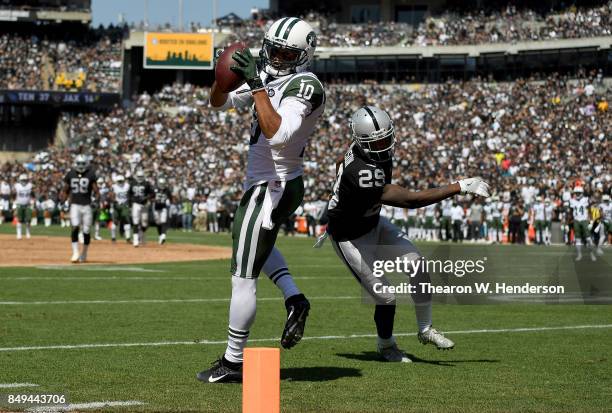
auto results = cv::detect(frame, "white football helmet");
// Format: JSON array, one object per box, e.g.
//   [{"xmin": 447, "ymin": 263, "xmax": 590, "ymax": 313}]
[
  {"xmin": 115, "ymin": 174, "xmax": 125, "ymax": 184},
  {"xmin": 18, "ymin": 173, "xmax": 28, "ymax": 184},
  {"xmin": 573, "ymin": 186, "xmax": 584, "ymax": 199},
  {"xmin": 158, "ymin": 177, "xmax": 167, "ymax": 189},
  {"xmin": 350, "ymin": 106, "xmax": 395, "ymax": 163},
  {"xmin": 74, "ymin": 154, "xmax": 89, "ymax": 173},
  {"xmin": 603, "ymin": 194, "xmax": 610, "ymax": 202},
  {"xmin": 260, "ymin": 17, "xmax": 317, "ymax": 77}
]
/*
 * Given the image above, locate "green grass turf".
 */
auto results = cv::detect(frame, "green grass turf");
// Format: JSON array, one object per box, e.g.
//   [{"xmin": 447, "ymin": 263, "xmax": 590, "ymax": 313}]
[{"xmin": 0, "ymin": 225, "xmax": 611, "ymax": 412}]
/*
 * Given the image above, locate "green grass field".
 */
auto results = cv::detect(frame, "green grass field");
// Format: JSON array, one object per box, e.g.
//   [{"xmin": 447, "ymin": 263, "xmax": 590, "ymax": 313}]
[{"xmin": 0, "ymin": 225, "xmax": 611, "ymax": 412}]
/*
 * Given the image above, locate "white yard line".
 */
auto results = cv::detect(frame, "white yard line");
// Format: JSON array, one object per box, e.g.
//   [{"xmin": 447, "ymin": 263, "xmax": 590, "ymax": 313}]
[
  {"xmin": 1, "ymin": 324, "xmax": 610, "ymax": 353},
  {"xmin": 0, "ymin": 383, "xmax": 39, "ymax": 388},
  {"xmin": 0, "ymin": 296, "xmax": 359, "ymax": 306},
  {"xmin": 27, "ymin": 400, "xmax": 144, "ymax": 412},
  {"xmin": 34, "ymin": 266, "xmax": 164, "ymax": 272}
]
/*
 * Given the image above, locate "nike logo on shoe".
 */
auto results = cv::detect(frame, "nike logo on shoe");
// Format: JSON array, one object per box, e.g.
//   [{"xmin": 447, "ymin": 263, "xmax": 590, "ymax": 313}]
[{"xmin": 208, "ymin": 374, "xmax": 228, "ymax": 383}]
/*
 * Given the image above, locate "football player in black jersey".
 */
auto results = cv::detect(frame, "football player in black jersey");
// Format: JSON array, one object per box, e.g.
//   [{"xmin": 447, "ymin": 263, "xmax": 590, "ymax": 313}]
[
  {"xmin": 325, "ymin": 107, "xmax": 490, "ymax": 362},
  {"xmin": 61, "ymin": 154, "xmax": 99, "ymax": 263},
  {"xmin": 153, "ymin": 177, "xmax": 173, "ymax": 245},
  {"xmin": 130, "ymin": 169, "xmax": 153, "ymax": 247}
]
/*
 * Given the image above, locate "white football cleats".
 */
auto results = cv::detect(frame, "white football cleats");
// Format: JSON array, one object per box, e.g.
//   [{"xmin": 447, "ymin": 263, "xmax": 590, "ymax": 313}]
[{"xmin": 418, "ymin": 326, "xmax": 455, "ymax": 350}]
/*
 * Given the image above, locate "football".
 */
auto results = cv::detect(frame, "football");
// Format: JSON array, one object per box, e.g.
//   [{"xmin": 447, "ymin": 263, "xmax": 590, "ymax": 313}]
[{"xmin": 215, "ymin": 42, "xmax": 247, "ymax": 93}]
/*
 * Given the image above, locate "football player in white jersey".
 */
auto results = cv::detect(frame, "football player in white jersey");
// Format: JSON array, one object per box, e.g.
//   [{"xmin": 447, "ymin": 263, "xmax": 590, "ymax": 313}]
[
  {"xmin": 600, "ymin": 194, "xmax": 611, "ymax": 247},
  {"xmin": 531, "ymin": 196, "xmax": 546, "ymax": 245},
  {"xmin": 423, "ymin": 203, "xmax": 437, "ymax": 241},
  {"xmin": 406, "ymin": 207, "xmax": 419, "ymax": 239},
  {"xmin": 93, "ymin": 177, "xmax": 108, "ymax": 240},
  {"xmin": 110, "ymin": 175, "xmax": 131, "ymax": 243},
  {"xmin": 13, "ymin": 174, "xmax": 34, "ymax": 239},
  {"xmin": 440, "ymin": 198, "xmax": 453, "ymax": 240},
  {"xmin": 200, "ymin": 17, "xmax": 325, "ymax": 383},
  {"xmin": 1, "ymin": 178, "xmax": 11, "ymax": 225},
  {"xmin": 487, "ymin": 196, "xmax": 502, "ymax": 243},
  {"xmin": 569, "ymin": 187, "xmax": 592, "ymax": 261},
  {"xmin": 42, "ymin": 196, "xmax": 56, "ymax": 227},
  {"xmin": 543, "ymin": 198, "xmax": 555, "ymax": 245}
]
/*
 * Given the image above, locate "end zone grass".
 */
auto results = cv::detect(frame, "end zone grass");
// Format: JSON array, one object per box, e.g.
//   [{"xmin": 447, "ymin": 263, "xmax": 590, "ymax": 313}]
[{"xmin": 0, "ymin": 225, "xmax": 610, "ymax": 412}]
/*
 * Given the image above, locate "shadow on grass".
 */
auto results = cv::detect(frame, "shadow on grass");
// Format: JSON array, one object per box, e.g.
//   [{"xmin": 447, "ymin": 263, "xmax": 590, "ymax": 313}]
[
  {"xmin": 281, "ymin": 366, "xmax": 362, "ymax": 381},
  {"xmin": 336, "ymin": 352, "xmax": 500, "ymax": 367}
]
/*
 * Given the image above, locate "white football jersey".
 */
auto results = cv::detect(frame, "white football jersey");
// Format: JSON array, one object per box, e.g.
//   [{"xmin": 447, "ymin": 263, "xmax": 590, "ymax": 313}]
[
  {"xmin": 600, "ymin": 202, "xmax": 612, "ymax": 222},
  {"xmin": 483, "ymin": 204, "xmax": 491, "ymax": 220},
  {"xmin": 441, "ymin": 199, "xmax": 453, "ymax": 217},
  {"xmin": 393, "ymin": 207, "xmax": 406, "ymax": 220},
  {"xmin": 112, "ymin": 182, "xmax": 130, "ymax": 205},
  {"xmin": 380, "ymin": 205, "xmax": 393, "ymax": 219},
  {"xmin": 0, "ymin": 181, "xmax": 10, "ymax": 196},
  {"xmin": 218, "ymin": 71, "xmax": 325, "ymax": 189},
  {"xmin": 44, "ymin": 198, "xmax": 56, "ymax": 210},
  {"xmin": 206, "ymin": 197, "xmax": 218, "ymax": 213},
  {"xmin": 570, "ymin": 197, "xmax": 589, "ymax": 221},
  {"xmin": 14, "ymin": 182, "xmax": 32, "ymax": 206},
  {"xmin": 491, "ymin": 202, "xmax": 502, "ymax": 218},
  {"xmin": 424, "ymin": 203, "xmax": 436, "ymax": 217},
  {"xmin": 532, "ymin": 202, "xmax": 545, "ymax": 221}
]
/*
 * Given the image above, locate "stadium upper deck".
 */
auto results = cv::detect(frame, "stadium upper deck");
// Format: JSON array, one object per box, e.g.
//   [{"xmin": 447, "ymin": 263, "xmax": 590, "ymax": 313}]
[{"xmin": 1, "ymin": 2, "xmax": 611, "ymax": 92}]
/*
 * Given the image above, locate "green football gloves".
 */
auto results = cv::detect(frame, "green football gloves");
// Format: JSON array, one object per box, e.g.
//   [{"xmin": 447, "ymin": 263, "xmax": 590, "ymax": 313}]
[{"xmin": 230, "ymin": 48, "xmax": 265, "ymax": 92}]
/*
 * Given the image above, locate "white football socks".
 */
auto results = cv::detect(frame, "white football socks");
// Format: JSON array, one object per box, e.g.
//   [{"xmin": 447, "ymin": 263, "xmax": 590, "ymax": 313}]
[
  {"xmin": 263, "ymin": 247, "xmax": 301, "ymax": 300},
  {"xmin": 414, "ymin": 302, "xmax": 432, "ymax": 333},
  {"xmin": 377, "ymin": 335, "xmax": 396, "ymax": 348},
  {"xmin": 224, "ymin": 276, "xmax": 257, "ymax": 363}
]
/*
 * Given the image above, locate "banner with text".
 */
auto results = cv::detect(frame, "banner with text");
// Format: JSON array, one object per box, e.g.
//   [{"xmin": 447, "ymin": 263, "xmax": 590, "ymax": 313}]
[{"xmin": 144, "ymin": 32, "xmax": 214, "ymax": 70}]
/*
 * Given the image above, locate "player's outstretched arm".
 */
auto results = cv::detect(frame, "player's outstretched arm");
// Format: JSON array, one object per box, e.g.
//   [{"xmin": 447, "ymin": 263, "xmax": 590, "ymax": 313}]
[
  {"xmin": 381, "ymin": 183, "xmax": 461, "ymax": 209},
  {"xmin": 381, "ymin": 178, "xmax": 490, "ymax": 209}
]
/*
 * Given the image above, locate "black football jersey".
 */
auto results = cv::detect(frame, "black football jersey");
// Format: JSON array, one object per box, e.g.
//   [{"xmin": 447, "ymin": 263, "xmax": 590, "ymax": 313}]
[
  {"xmin": 64, "ymin": 168, "xmax": 97, "ymax": 205},
  {"xmin": 326, "ymin": 144, "xmax": 392, "ymax": 241},
  {"xmin": 129, "ymin": 180, "xmax": 153, "ymax": 204},
  {"xmin": 153, "ymin": 187, "xmax": 172, "ymax": 209}
]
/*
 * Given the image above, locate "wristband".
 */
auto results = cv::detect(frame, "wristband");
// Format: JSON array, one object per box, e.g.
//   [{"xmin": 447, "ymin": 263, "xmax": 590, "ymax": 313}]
[{"xmin": 247, "ymin": 77, "xmax": 265, "ymax": 93}]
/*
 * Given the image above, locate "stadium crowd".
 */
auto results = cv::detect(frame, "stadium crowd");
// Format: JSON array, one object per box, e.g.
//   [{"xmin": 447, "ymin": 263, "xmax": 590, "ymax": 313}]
[
  {"xmin": 0, "ymin": 27, "xmax": 123, "ymax": 92},
  {"xmin": 1, "ymin": 70, "xmax": 610, "ymax": 244},
  {"xmin": 2, "ymin": 2, "xmax": 611, "ymax": 92},
  {"xmin": 410, "ymin": 2, "xmax": 612, "ymax": 46},
  {"xmin": 221, "ymin": 11, "xmax": 410, "ymax": 48},
  {"xmin": 219, "ymin": 3, "xmax": 612, "ymax": 48}
]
